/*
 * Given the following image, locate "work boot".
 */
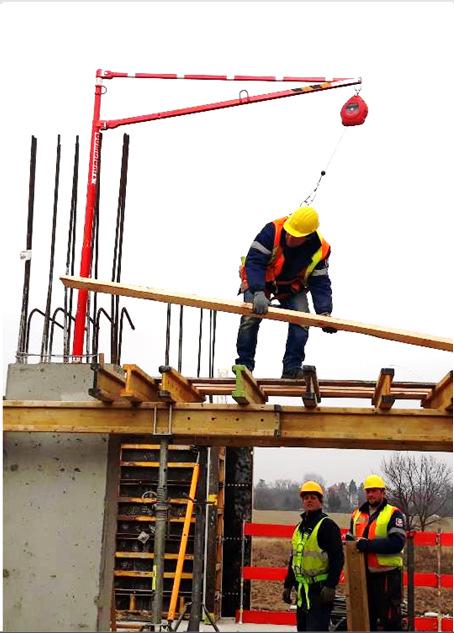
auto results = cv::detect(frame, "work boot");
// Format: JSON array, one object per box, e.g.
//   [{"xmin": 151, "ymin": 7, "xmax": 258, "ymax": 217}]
[{"xmin": 281, "ymin": 367, "xmax": 305, "ymax": 379}]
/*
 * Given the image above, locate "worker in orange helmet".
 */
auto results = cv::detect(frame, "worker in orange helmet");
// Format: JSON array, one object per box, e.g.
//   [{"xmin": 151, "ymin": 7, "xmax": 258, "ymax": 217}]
[
  {"xmin": 235, "ymin": 206, "xmax": 337, "ymax": 378},
  {"xmin": 347, "ymin": 474, "xmax": 406, "ymax": 631},
  {"xmin": 282, "ymin": 481, "xmax": 344, "ymax": 631}
]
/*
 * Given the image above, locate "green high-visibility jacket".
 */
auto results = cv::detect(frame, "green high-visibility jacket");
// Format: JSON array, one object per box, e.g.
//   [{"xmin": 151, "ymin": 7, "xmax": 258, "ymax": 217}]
[{"xmin": 291, "ymin": 517, "xmax": 329, "ymax": 607}]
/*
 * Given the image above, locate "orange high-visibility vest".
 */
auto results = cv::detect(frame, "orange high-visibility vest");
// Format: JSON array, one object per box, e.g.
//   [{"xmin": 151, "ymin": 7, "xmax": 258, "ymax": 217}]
[
  {"xmin": 240, "ymin": 217, "xmax": 331, "ymax": 294},
  {"xmin": 352, "ymin": 504, "xmax": 404, "ymax": 571}
]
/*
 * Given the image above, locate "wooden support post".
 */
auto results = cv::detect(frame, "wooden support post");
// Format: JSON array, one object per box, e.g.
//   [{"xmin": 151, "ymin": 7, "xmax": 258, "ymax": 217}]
[
  {"xmin": 344, "ymin": 541, "xmax": 370, "ymax": 632},
  {"xmin": 89, "ymin": 357, "xmax": 126, "ymax": 402},
  {"xmin": 302, "ymin": 365, "xmax": 321, "ymax": 409},
  {"xmin": 159, "ymin": 365, "xmax": 205, "ymax": 403},
  {"xmin": 372, "ymin": 367, "xmax": 395, "ymax": 410},
  {"xmin": 231, "ymin": 365, "xmax": 267, "ymax": 405},
  {"xmin": 121, "ymin": 364, "xmax": 161, "ymax": 404},
  {"xmin": 421, "ymin": 371, "xmax": 453, "ymax": 412}
]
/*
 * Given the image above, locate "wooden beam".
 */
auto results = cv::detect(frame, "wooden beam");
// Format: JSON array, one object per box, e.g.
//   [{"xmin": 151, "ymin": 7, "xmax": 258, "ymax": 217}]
[
  {"xmin": 121, "ymin": 364, "xmax": 161, "ymax": 404},
  {"xmin": 372, "ymin": 367, "xmax": 395, "ymax": 410},
  {"xmin": 302, "ymin": 365, "xmax": 321, "ymax": 408},
  {"xmin": 421, "ymin": 371, "xmax": 453, "ymax": 412},
  {"xmin": 159, "ymin": 366, "xmax": 205, "ymax": 403},
  {"xmin": 231, "ymin": 365, "xmax": 267, "ymax": 405},
  {"xmin": 344, "ymin": 541, "xmax": 370, "ymax": 631},
  {"xmin": 89, "ymin": 359, "xmax": 126, "ymax": 402},
  {"xmin": 60, "ymin": 276, "xmax": 453, "ymax": 352},
  {"xmin": 3, "ymin": 401, "xmax": 451, "ymax": 451}
]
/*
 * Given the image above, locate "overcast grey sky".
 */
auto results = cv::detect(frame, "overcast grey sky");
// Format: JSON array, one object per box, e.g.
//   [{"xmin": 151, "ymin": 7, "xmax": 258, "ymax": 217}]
[{"xmin": 1, "ymin": 2, "xmax": 452, "ymax": 486}]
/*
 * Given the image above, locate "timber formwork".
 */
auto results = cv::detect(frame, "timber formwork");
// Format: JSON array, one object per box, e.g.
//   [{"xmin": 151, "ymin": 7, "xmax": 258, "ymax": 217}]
[
  {"xmin": 3, "ymin": 363, "xmax": 452, "ymax": 625},
  {"xmin": 5, "ymin": 365, "xmax": 452, "ymax": 451},
  {"xmin": 114, "ymin": 443, "xmax": 225, "ymax": 626}
]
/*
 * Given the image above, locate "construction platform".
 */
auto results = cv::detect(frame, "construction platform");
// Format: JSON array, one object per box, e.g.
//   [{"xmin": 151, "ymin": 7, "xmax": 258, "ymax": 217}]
[{"xmin": 4, "ymin": 363, "xmax": 452, "ymax": 451}]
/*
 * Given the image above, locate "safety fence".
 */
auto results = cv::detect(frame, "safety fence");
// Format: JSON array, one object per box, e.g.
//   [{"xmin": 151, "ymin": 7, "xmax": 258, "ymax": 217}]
[{"xmin": 236, "ymin": 522, "xmax": 453, "ymax": 631}]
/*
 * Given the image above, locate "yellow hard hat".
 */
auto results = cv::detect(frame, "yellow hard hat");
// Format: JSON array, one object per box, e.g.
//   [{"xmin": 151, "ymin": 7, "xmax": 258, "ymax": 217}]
[
  {"xmin": 299, "ymin": 480, "xmax": 324, "ymax": 497},
  {"xmin": 363, "ymin": 474, "xmax": 386, "ymax": 490},
  {"xmin": 283, "ymin": 206, "xmax": 319, "ymax": 237}
]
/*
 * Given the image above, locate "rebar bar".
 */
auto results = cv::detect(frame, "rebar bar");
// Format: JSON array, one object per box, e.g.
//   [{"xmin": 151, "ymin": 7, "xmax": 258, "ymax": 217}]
[
  {"xmin": 40, "ymin": 134, "xmax": 61, "ymax": 361},
  {"xmin": 16, "ymin": 136, "xmax": 37, "ymax": 363},
  {"xmin": 63, "ymin": 136, "xmax": 79, "ymax": 360},
  {"xmin": 111, "ymin": 134, "xmax": 129, "ymax": 365}
]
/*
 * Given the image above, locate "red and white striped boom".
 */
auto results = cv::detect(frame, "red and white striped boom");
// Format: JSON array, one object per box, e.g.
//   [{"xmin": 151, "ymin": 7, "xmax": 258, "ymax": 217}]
[{"xmin": 72, "ymin": 70, "xmax": 362, "ymax": 356}]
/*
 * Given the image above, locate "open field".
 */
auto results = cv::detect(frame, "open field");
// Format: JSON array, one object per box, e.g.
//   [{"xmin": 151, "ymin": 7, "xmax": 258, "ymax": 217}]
[
  {"xmin": 253, "ymin": 510, "xmax": 453, "ymax": 531},
  {"xmin": 251, "ymin": 510, "xmax": 453, "ymax": 615}
]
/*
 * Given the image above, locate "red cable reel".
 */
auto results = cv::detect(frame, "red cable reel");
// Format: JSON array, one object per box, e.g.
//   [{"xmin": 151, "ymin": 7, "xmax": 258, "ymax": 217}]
[{"xmin": 341, "ymin": 94, "xmax": 368, "ymax": 126}]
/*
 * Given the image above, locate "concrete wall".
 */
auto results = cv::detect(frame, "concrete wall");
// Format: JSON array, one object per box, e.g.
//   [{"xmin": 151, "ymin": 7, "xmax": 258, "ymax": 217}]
[{"xmin": 3, "ymin": 364, "xmax": 120, "ymax": 632}]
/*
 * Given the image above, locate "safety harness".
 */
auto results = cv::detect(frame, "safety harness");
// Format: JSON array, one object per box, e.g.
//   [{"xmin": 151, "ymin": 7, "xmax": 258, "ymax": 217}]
[{"xmin": 291, "ymin": 517, "xmax": 329, "ymax": 609}]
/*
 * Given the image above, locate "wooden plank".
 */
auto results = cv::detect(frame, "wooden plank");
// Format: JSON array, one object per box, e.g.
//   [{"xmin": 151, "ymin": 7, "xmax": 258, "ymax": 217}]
[
  {"xmin": 4, "ymin": 401, "xmax": 451, "ymax": 451},
  {"xmin": 421, "ymin": 371, "xmax": 453, "ymax": 412},
  {"xmin": 231, "ymin": 365, "xmax": 267, "ymax": 405},
  {"xmin": 159, "ymin": 365, "xmax": 205, "ymax": 403},
  {"xmin": 61, "ymin": 276, "xmax": 453, "ymax": 351},
  {"xmin": 344, "ymin": 540, "xmax": 370, "ymax": 631},
  {"xmin": 372, "ymin": 367, "xmax": 395, "ymax": 410},
  {"xmin": 120, "ymin": 461, "xmax": 197, "ymax": 468},
  {"xmin": 121, "ymin": 364, "xmax": 161, "ymax": 404},
  {"xmin": 114, "ymin": 571, "xmax": 192, "ymax": 579},
  {"xmin": 115, "ymin": 552, "xmax": 194, "ymax": 560},
  {"xmin": 117, "ymin": 515, "xmax": 195, "ymax": 523}
]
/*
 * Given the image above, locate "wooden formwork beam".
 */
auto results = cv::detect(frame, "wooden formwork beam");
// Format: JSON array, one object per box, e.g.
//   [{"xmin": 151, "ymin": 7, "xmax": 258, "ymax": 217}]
[
  {"xmin": 372, "ymin": 367, "xmax": 395, "ymax": 410},
  {"xmin": 60, "ymin": 276, "xmax": 453, "ymax": 352},
  {"xmin": 159, "ymin": 366, "xmax": 205, "ymax": 403},
  {"xmin": 301, "ymin": 365, "xmax": 321, "ymax": 408},
  {"xmin": 121, "ymin": 364, "xmax": 161, "ymax": 404},
  {"xmin": 4, "ymin": 401, "xmax": 451, "ymax": 451},
  {"xmin": 231, "ymin": 365, "xmax": 267, "ymax": 405},
  {"xmin": 89, "ymin": 358, "xmax": 126, "ymax": 402},
  {"xmin": 421, "ymin": 371, "xmax": 453, "ymax": 412}
]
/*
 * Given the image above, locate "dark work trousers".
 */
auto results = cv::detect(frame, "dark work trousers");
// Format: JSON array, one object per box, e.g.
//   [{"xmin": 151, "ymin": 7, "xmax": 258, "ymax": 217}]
[
  {"xmin": 366, "ymin": 568, "xmax": 403, "ymax": 631},
  {"xmin": 295, "ymin": 583, "xmax": 333, "ymax": 632},
  {"xmin": 235, "ymin": 289, "xmax": 310, "ymax": 373}
]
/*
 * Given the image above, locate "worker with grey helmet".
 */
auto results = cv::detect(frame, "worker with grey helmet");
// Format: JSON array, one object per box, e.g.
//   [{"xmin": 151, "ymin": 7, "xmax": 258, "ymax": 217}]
[
  {"xmin": 283, "ymin": 480, "xmax": 344, "ymax": 631},
  {"xmin": 347, "ymin": 474, "xmax": 406, "ymax": 631}
]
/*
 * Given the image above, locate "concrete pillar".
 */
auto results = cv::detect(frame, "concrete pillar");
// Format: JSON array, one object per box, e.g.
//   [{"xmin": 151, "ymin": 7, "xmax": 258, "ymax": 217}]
[{"xmin": 3, "ymin": 363, "xmax": 120, "ymax": 632}]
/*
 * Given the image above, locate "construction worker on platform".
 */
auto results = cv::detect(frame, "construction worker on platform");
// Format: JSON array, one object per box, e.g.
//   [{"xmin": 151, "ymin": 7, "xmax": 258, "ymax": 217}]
[
  {"xmin": 347, "ymin": 474, "xmax": 406, "ymax": 631},
  {"xmin": 282, "ymin": 481, "xmax": 344, "ymax": 631},
  {"xmin": 235, "ymin": 206, "xmax": 337, "ymax": 379}
]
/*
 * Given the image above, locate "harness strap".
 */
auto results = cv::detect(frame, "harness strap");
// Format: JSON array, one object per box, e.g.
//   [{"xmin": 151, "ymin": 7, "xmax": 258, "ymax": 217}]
[{"xmin": 296, "ymin": 573, "xmax": 329, "ymax": 609}]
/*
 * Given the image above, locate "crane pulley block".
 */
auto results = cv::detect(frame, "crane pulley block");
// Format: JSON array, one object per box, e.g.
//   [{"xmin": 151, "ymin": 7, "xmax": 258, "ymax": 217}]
[{"xmin": 341, "ymin": 95, "xmax": 368, "ymax": 126}]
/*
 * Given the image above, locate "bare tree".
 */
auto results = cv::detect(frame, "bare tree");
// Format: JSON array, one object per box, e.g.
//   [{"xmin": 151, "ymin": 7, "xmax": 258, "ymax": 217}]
[{"xmin": 381, "ymin": 453, "xmax": 452, "ymax": 530}]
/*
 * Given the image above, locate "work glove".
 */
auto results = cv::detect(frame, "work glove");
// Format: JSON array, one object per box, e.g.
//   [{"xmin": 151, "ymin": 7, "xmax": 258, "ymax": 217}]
[
  {"xmin": 356, "ymin": 537, "xmax": 369, "ymax": 553},
  {"xmin": 252, "ymin": 291, "xmax": 270, "ymax": 315},
  {"xmin": 320, "ymin": 586, "xmax": 336, "ymax": 604},
  {"xmin": 320, "ymin": 312, "xmax": 337, "ymax": 334},
  {"xmin": 282, "ymin": 587, "xmax": 292, "ymax": 604}
]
